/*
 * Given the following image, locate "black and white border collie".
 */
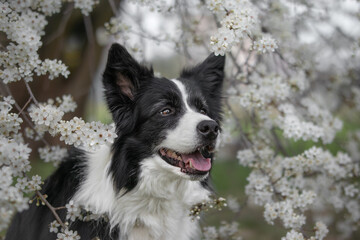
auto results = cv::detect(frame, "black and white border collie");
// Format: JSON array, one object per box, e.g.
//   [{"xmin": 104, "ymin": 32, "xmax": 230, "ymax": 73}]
[{"xmin": 6, "ymin": 44, "xmax": 225, "ymax": 240}]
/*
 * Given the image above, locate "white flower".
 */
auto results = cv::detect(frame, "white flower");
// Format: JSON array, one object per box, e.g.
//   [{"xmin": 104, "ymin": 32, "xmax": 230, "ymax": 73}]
[
  {"xmin": 73, "ymin": 0, "xmax": 99, "ymax": 16},
  {"xmin": 56, "ymin": 228, "xmax": 81, "ymax": 240},
  {"xmin": 128, "ymin": 0, "xmax": 169, "ymax": 12},
  {"xmin": 252, "ymin": 35, "xmax": 278, "ymax": 54},
  {"xmin": 264, "ymin": 203, "xmax": 278, "ymax": 225},
  {"xmin": 29, "ymin": 104, "xmax": 64, "ymax": 128},
  {"xmin": 28, "ymin": 175, "xmax": 42, "ymax": 191},
  {"xmin": 65, "ymin": 200, "xmax": 81, "ymax": 222},
  {"xmin": 203, "ymin": 226, "xmax": 218, "ymax": 240},
  {"xmin": 38, "ymin": 146, "xmax": 67, "ymax": 167},
  {"xmin": 57, "ymin": 95, "xmax": 77, "ymax": 113},
  {"xmin": 15, "ymin": 177, "xmax": 28, "ymax": 191},
  {"xmin": 281, "ymin": 115, "xmax": 324, "ymax": 142},
  {"xmin": 210, "ymin": 27, "xmax": 235, "ymax": 56},
  {"xmin": 218, "ymin": 221, "xmax": 239, "ymax": 238},
  {"xmin": 206, "ymin": 0, "xmax": 223, "ymax": 12},
  {"xmin": 0, "ymin": 97, "xmax": 23, "ymax": 138},
  {"xmin": 49, "ymin": 220, "xmax": 60, "ymax": 233},
  {"xmin": 281, "ymin": 230, "xmax": 304, "ymax": 240},
  {"xmin": 226, "ymin": 196, "xmax": 240, "ymax": 213},
  {"xmin": 314, "ymin": 222, "xmax": 328, "ymax": 240},
  {"xmin": 34, "ymin": 0, "xmax": 62, "ymax": 16},
  {"xmin": 237, "ymin": 149, "xmax": 255, "ymax": 166},
  {"xmin": 35, "ymin": 59, "xmax": 70, "ymax": 80},
  {"xmin": 0, "ymin": 137, "xmax": 32, "ymax": 176},
  {"xmin": 57, "ymin": 118, "xmax": 117, "ymax": 151},
  {"xmin": 0, "ymin": 207, "xmax": 14, "ymax": 232},
  {"xmin": 104, "ymin": 16, "xmax": 131, "ymax": 36},
  {"xmin": 209, "ymin": 0, "xmax": 258, "ymax": 55},
  {"xmin": 0, "ymin": 167, "xmax": 13, "ymax": 187},
  {"xmin": 344, "ymin": 184, "xmax": 359, "ymax": 198}
]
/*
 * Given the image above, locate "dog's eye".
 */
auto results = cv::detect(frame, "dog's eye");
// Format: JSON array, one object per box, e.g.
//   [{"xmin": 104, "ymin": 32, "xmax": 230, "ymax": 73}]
[
  {"xmin": 200, "ymin": 108, "xmax": 207, "ymax": 115},
  {"xmin": 160, "ymin": 108, "xmax": 173, "ymax": 116}
]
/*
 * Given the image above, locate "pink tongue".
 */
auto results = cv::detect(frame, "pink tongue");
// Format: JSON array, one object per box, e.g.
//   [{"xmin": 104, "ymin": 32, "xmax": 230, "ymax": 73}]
[{"xmin": 182, "ymin": 151, "xmax": 211, "ymax": 171}]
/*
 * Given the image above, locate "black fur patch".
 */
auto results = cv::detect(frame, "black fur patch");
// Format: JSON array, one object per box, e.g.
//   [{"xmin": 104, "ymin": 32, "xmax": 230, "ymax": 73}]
[
  {"xmin": 103, "ymin": 44, "xmax": 225, "ymax": 193},
  {"xmin": 6, "ymin": 148, "xmax": 118, "ymax": 240},
  {"xmin": 180, "ymin": 53, "xmax": 225, "ymax": 123}
]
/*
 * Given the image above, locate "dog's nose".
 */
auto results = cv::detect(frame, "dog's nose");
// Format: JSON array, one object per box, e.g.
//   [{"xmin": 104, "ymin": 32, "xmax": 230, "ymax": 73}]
[{"xmin": 197, "ymin": 120, "xmax": 219, "ymax": 140}]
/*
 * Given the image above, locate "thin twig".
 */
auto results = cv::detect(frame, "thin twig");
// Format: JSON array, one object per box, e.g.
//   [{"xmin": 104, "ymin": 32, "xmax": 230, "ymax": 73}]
[
  {"xmin": 18, "ymin": 97, "xmax": 32, "ymax": 115},
  {"xmin": 2, "ymin": 82, "xmax": 49, "ymax": 146},
  {"xmin": 175, "ymin": 0, "xmax": 195, "ymax": 60},
  {"xmin": 225, "ymin": 99, "xmax": 252, "ymax": 148},
  {"xmin": 45, "ymin": 3, "xmax": 74, "ymax": 45},
  {"xmin": 24, "ymin": 80, "xmax": 39, "ymax": 106},
  {"xmin": 35, "ymin": 190, "xmax": 66, "ymax": 229},
  {"xmin": 107, "ymin": 0, "xmax": 118, "ymax": 16},
  {"xmin": 83, "ymin": 15, "xmax": 95, "ymax": 46},
  {"xmin": 228, "ymin": 51, "xmax": 242, "ymax": 74},
  {"xmin": 54, "ymin": 206, "xmax": 67, "ymax": 211},
  {"xmin": 271, "ymin": 128, "xmax": 287, "ymax": 156}
]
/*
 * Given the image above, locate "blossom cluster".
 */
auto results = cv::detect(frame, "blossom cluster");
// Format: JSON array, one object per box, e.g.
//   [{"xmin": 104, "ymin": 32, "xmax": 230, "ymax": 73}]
[
  {"xmin": 238, "ymin": 75, "xmax": 292, "ymax": 109},
  {"xmin": 277, "ymin": 101, "xmax": 343, "ymax": 143},
  {"xmin": 28, "ymin": 99, "xmax": 116, "ymax": 151},
  {"xmin": 207, "ymin": 0, "xmax": 278, "ymax": 55},
  {"xmin": 0, "ymin": 0, "xmax": 116, "ymax": 238},
  {"xmin": 104, "ymin": 16, "xmax": 132, "ymax": 40},
  {"xmin": 189, "ymin": 197, "xmax": 227, "ymax": 221},
  {"xmin": 203, "ymin": 221, "xmax": 242, "ymax": 240},
  {"xmin": 232, "ymin": 71, "xmax": 341, "ymax": 144},
  {"xmin": 0, "ymin": 1, "xmax": 69, "ymax": 84},
  {"xmin": 48, "ymin": 200, "xmax": 108, "ymax": 237},
  {"xmin": 281, "ymin": 223, "xmax": 329, "ymax": 240},
  {"xmin": 128, "ymin": 0, "xmax": 169, "ymax": 12},
  {"xmin": 207, "ymin": 0, "xmax": 259, "ymax": 55},
  {"xmin": 38, "ymin": 146, "xmax": 68, "ymax": 167},
  {"xmin": 0, "ymin": 96, "xmax": 23, "ymax": 140},
  {"xmin": 239, "ymin": 140, "xmax": 359, "ymax": 238},
  {"xmin": 252, "ymin": 35, "xmax": 278, "ymax": 54},
  {"xmin": 0, "ymin": 167, "xmax": 30, "ymax": 231},
  {"xmin": 1, "ymin": 0, "xmax": 360, "ymax": 239},
  {"xmin": 56, "ymin": 229, "xmax": 81, "ymax": 240}
]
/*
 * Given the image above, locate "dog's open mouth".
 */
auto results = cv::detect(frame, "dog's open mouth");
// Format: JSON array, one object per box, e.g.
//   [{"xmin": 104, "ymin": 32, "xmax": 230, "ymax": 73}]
[{"xmin": 158, "ymin": 145, "xmax": 215, "ymax": 175}]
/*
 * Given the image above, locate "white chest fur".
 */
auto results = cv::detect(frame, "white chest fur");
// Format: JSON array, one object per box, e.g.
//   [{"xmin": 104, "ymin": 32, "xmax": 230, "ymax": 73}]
[{"xmin": 72, "ymin": 145, "xmax": 211, "ymax": 240}]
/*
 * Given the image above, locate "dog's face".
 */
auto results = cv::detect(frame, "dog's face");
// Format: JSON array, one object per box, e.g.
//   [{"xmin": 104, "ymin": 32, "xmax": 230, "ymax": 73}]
[{"xmin": 103, "ymin": 44, "xmax": 225, "ymax": 191}]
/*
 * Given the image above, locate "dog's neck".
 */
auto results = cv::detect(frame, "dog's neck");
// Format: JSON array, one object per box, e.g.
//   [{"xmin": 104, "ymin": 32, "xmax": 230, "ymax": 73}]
[{"xmin": 73, "ymin": 144, "xmax": 211, "ymax": 240}]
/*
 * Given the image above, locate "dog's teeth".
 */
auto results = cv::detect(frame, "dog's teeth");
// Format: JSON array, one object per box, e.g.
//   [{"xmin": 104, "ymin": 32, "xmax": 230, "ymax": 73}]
[
  {"xmin": 166, "ymin": 150, "xmax": 172, "ymax": 157},
  {"xmin": 160, "ymin": 149, "xmax": 166, "ymax": 155},
  {"xmin": 189, "ymin": 161, "xmax": 194, "ymax": 169},
  {"xmin": 207, "ymin": 145, "xmax": 215, "ymax": 153}
]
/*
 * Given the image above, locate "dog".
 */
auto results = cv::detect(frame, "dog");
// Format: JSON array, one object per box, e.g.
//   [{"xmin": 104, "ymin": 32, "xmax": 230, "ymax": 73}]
[{"xmin": 6, "ymin": 43, "xmax": 225, "ymax": 240}]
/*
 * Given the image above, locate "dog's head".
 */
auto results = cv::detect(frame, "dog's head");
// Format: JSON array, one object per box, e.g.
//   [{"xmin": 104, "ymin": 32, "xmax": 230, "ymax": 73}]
[{"xmin": 103, "ymin": 44, "xmax": 225, "ymax": 191}]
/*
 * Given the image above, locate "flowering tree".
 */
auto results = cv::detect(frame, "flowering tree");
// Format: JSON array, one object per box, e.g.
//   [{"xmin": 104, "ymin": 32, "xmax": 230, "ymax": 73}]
[{"xmin": 1, "ymin": 0, "xmax": 360, "ymax": 239}]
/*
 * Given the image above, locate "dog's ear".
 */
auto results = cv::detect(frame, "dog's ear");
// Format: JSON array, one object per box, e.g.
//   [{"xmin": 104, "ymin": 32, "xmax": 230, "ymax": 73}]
[
  {"xmin": 181, "ymin": 53, "xmax": 225, "ymax": 119},
  {"xmin": 181, "ymin": 53, "xmax": 225, "ymax": 98},
  {"xmin": 103, "ymin": 44, "xmax": 153, "ymax": 128}
]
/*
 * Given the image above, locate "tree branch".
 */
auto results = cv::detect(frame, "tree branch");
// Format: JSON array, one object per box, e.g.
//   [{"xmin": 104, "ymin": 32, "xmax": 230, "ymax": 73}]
[{"xmin": 35, "ymin": 190, "xmax": 66, "ymax": 229}]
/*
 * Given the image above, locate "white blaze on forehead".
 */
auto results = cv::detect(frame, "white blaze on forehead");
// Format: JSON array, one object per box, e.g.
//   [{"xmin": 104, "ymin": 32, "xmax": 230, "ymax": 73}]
[
  {"xmin": 159, "ymin": 79, "xmax": 212, "ymax": 153},
  {"xmin": 171, "ymin": 79, "xmax": 192, "ymax": 111}
]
